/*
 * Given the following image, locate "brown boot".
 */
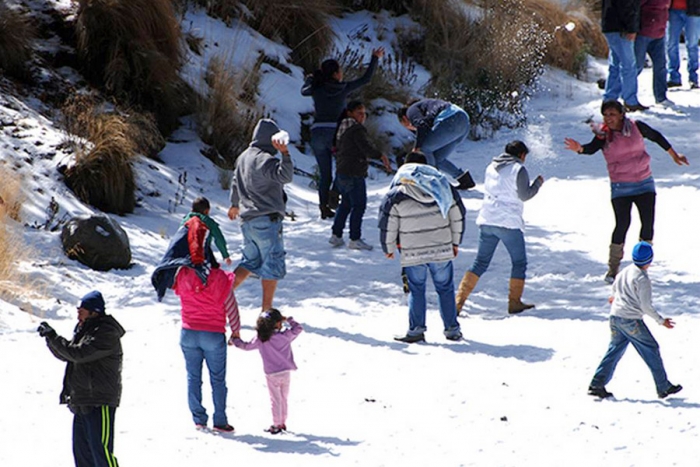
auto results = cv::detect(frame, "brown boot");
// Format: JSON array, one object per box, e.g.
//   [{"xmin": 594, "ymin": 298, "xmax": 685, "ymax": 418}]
[
  {"xmin": 604, "ymin": 243, "xmax": 624, "ymax": 284},
  {"xmin": 508, "ymin": 278, "xmax": 535, "ymax": 314},
  {"xmin": 456, "ymin": 271, "xmax": 480, "ymax": 312}
]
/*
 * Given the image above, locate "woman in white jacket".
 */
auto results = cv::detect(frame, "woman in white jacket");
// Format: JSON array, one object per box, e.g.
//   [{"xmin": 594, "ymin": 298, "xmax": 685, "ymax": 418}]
[{"xmin": 455, "ymin": 141, "xmax": 544, "ymax": 315}]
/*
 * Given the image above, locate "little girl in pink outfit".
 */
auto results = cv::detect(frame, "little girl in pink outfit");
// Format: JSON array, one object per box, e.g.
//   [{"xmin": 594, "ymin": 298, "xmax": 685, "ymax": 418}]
[{"xmin": 233, "ymin": 308, "xmax": 303, "ymax": 434}]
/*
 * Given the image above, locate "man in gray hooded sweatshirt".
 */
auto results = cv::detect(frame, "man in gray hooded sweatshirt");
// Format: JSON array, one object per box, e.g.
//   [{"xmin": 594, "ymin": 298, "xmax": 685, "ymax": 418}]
[{"xmin": 228, "ymin": 118, "xmax": 294, "ymax": 310}]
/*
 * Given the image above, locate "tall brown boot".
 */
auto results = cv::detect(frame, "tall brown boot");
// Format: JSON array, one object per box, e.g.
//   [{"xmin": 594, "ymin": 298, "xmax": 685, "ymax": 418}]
[
  {"xmin": 508, "ymin": 278, "xmax": 535, "ymax": 314},
  {"xmin": 604, "ymin": 243, "xmax": 624, "ymax": 284},
  {"xmin": 456, "ymin": 271, "xmax": 480, "ymax": 312}
]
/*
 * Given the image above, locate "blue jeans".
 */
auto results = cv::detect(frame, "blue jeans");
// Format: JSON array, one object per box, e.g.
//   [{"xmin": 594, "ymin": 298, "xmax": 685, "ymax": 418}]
[
  {"xmin": 420, "ymin": 111, "xmax": 469, "ymax": 178},
  {"xmin": 635, "ymin": 35, "xmax": 667, "ymax": 103},
  {"xmin": 590, "ymin": 316, "xmax": 673, "ymax": 395},
  {"xmin": 603, "ymin": 32, "xmax": 640, "ymax": 105},
  {"xmin": 332, "ymin": 174, "xmax": 367, "ymax": 241},
  {"xmin": 72, "ymin": 406, "xmax": 119, "ymax": 467},
  {"xmin": 180, "ymin": 329, "xmax": 228, "ymax": 427},
  {"xmin": 239, "ymin": 215, "xmax": 286, "ymax": 280},
  {"xmin": 404, "ymin": 261, "xmax": 460, "ymax": 338},
  {"xmin": 470, "ymin": 225, "xmax": 527, "ymax": 279},
  {"xmin": 667, "ymin": 10, "xmax": 700, "ymax": 85},
  {"xmin": 310, "ymin": 127, "xmax": 336, "ymax": 207}
]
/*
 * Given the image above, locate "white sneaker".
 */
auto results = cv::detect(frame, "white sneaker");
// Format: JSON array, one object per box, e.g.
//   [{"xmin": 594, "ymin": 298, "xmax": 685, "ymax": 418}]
[
  {"xmin": 329, "ymin": 235, "xmax": 344, "ymax": 248},
  {"xmin": 657, "ymin": 99, "xmax": 675, "ymax": 107},
  {"xmin": 348, "ymin": 239, "xmax": 373, "ymax": 251}
]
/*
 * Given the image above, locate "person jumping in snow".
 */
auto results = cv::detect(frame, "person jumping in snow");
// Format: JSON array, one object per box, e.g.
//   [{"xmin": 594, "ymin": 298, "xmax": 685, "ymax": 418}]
[
  {"xmin": 232, "ymin": 308, "xmax": 303, "ymax": 434},
  {"xmin": 588, "ymin": 241, "xmax": 682, "ymax": 399},
  {"xmin": 455, "ymin": 140, "xmax": 543, "ymax": 315},
  {"xmin": 564, "ymin": 99, "xmax": 689, "ymax": 284}
]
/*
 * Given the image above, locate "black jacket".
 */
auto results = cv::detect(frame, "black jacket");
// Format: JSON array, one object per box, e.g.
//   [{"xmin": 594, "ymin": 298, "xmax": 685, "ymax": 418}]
[
  {"xmin": 405, "ymin": 99, "xmax": 450, "ymax": 149},
  {"xmin": 336, "ymin": 122, "xmax": 382, "ymax": 178},
  {"xmin": 46, "ymin": 314, "xmax": 125, "ymax": 408},
  {"xmin": 601, "ymin": 0, "xmax": 640, "ymax": 33}
]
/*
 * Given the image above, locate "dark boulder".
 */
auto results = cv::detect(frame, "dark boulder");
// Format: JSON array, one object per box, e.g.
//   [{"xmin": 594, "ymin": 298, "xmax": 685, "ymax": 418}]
[{"xmin": 61, "ymin": 215, "xmax": 132, "ymax": 271}]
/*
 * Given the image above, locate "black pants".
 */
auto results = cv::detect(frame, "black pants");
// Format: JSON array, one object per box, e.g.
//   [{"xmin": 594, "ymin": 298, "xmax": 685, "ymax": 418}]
[
  {"xmin": 73, "ymin": 405, "xmax": 119, "ymax": 467},
  {"xmin": 611, "ymin": 192, "xmax": 656, "ymax": 244}
]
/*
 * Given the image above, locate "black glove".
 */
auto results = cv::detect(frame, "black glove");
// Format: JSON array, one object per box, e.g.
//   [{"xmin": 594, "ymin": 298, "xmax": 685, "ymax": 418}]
[{"xmin": 37, "ymin": 321, "xmax": 56, "ymax": 338}]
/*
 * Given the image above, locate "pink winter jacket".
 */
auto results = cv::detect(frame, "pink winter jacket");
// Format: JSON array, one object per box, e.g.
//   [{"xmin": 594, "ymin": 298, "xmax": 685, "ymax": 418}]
[
  {"xmin": 602, "ymin": 120, "xmax": 653, "ymax": 183},
  {"xmin": 174, "ymin": 267, "xmax": 240, "ymax": 336}
]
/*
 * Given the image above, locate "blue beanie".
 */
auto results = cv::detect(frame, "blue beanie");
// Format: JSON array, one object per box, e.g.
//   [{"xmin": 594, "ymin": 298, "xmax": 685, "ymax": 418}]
[
  {"xmin": 632, "ymin": 241, "xmax": 654, "ymax": 267},
  {"xmin": 79, "ymin": 290, "xmax": 106, "ymax": 314}
]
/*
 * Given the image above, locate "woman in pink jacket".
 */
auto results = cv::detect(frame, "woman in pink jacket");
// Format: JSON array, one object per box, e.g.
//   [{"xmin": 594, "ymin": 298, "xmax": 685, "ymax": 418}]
[
  {"xmin": 233, "ymin": 308, "xmax": 303, "ymax": 434},
  {"xmin": 564, "ymin": 100, "xmax": 688, "ymax": 283}
]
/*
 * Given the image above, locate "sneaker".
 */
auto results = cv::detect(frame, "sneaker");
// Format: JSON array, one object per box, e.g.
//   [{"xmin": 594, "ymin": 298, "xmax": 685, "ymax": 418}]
[
  {"xmin": 265, "ymin": 425, "xmax": 283, "ymax": 434},
  {"xmin": 656, "ymin": 99, "xmax": 675, "ymax": 107},
  {"xmin": 195, "ymin": 423, "xmax": 207, "ymax": 430},
  {"xmin": 667, "ymin": 81, "xmax": 682, "ymax": 88},
  {"xmin": 588, "ymin": 386, "xmax": 614, "ymax": 399},
  {"xmin": 659, "ymin": 384, "xmax": 683, "ymax": 399},
  {"xmin": 213, "ymin": 424, "xmax": 235, "ymax": 433},
  {"xmin": 604, "ymin": 274, "xmax": 615, "ymax": 285},
  {"xmin": 394, "ymin": 333, "xmax": 425, "ymax": 343},
  {"xmin": 445, "ymin": 331, "xmax": 463, "ymax": 341},
  {"xmin": 456, "ymin": 171, "xmax": 476, "ymax": 190},
  {"xmin": 329, "ymin": 234, "xmax": 344, "ymax": 248},
  {"xmin": 348, "ymin": 239, "xmax": 373, "ymax": 251},
  {"xmin": 624, "ymin": 102, "xmax": 648, "ymax": 112},
  {"xmin": 691, "ymin": 82, "xmax": 699, "ymax": 89}
]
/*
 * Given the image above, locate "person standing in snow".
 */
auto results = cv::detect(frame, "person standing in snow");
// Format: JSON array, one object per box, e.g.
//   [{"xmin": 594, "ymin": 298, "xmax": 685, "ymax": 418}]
[
  {"xmin": 634, "ymin": 0, "xmax": 672, "ymax": 105},
  {"xmin": 173, "ymin": 264, "xmax": 240, "ymax": 432},
  {"xmin": 397, "ymin": 98, "xmax": 475, "ymax": 190},
  {"xmin": 455, "ymin": 141, "xmax": 543, "ymax": 315},
  {"xmin": 666, "ymin": 0, "xmax": 700, "ymax": 89},
  {"xmin": 37, "ymin": 291, "xmax": 124, "ymax": 467},
  {"xmin": 601, "ymin": 0, "xmax": 647, "ymax": 111},
  {"xmin": 181, "ymin": 196, "xmax": 232, "ymax": 266},
  {"xmin": 228, "ymin": 118, "xmax": 293, "ymax": 311},
  {"xmin": 379, "ymin": 153, "xmax": 465, "ymax": 343},
  {"xmin": 588, "ymin": 241, "xmax": 682, "ymax": 399},
  {"xmin": 232, "ymin": 308, "xmax": 303, "ymax": 434},
  {"xmin": 302, "ymin": 47, "xmax": 385, "ymax": 220},
  {"xmin": 564, "ymin": 100, "xmax": 689, "ymax": 283},
  {"xmin": 328, "ymin": 100, "xmax": 391, "ymax": 251}
]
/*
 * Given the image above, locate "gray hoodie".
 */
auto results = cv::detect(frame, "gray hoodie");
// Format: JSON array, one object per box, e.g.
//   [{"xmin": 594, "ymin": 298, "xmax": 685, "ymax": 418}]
[{"xmin": 229, "ymin": 119, "xmax": 293, "ymax": 221}]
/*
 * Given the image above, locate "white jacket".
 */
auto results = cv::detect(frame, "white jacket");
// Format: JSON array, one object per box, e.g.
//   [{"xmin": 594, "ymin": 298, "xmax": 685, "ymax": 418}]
[{"xmin": 477, "ymin": 160, "xmax": 524, "ymax": 230}]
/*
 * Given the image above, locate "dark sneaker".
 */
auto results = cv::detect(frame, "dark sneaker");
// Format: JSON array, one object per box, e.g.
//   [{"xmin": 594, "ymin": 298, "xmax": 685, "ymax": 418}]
[
  {"xmin": 624, "ymin": 102, "xmax": 649, "ymax": 112},
  {"xmin": 213, "ymin": 424, "xmax": 235, "ymax": 433},
  {"xmin": 588, "ymin": 386, "xmax": 614, "ymax": 398},
  {"xmin": 457, "ymin": 171, "xmax": 476, "ymax": 190},
  {"xmin": 265, "ymin": 425, "xmax": 283, "ymax": 434},
  {"xmin": 691, "ymin": 83, "xmax": 699, "ymax": 90},
  {"xmin": 394, "ymin": 333, "xmax": 425, "ymax": 343},
  {"xmin": 667, "ymin": 81, "xmax": 682, "ymax": 88},
  {"xmin": 445, "ymin": 332, "xmax": 463, "ymax": 341},
  {"xmin": 659, "ymin": 384, "xmax": 683, "ymax": 399}
]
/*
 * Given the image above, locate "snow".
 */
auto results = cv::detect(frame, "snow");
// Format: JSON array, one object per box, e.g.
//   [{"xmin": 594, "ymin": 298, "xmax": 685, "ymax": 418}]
[{"xmin": 2, "ymin": 6, "xmax": 700, "ymax": 467}]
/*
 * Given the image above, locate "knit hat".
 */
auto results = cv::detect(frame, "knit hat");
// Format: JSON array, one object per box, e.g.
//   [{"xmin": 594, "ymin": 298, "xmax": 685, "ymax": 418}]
[
  {"xmin": 78, "ymin": 290, "xmax": 106, "ymax": 314},
  {"xmin": 632, "ymin": 241, "xmax": 653, "ymax": 267}
]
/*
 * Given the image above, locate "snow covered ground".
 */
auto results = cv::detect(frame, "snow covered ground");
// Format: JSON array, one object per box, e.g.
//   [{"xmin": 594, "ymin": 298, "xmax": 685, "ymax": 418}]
[{"xmin": 1, "ymin": 6, "xmax": 700, "ymax": 467}]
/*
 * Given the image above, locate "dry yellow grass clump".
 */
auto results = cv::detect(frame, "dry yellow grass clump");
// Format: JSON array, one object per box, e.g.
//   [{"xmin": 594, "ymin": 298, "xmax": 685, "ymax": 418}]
[{"xmin": 0, "ymin": 166, "xmax": 25, "ymax": 299}]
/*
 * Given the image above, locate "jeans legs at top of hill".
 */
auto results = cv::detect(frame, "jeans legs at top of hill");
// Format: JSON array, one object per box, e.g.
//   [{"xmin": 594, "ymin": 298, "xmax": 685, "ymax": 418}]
[
  {"xmin": 667, "ymin": 9, "xmax": 700, "ymax": 86},
  {"xmin": 634, "ymin": 34, "xmax": 668, "ymax": 103},
  {"xmin": 604, "ymin": 32, "xmax": 642, "ymax": 107},
  {"xmin": 309, "ymin": 127, "xmax": 336, "ymax": 218}
]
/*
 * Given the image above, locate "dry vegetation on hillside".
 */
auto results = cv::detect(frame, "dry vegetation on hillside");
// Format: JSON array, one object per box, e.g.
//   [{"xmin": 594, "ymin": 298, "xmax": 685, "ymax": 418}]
[{"xmin": 0, "ymin": 3, "xmax": 35, "ymax": 80}]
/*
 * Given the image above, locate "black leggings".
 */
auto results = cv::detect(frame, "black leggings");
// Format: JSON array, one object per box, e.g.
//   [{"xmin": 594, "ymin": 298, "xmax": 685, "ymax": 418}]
[{"xmin": 610, "ymin": 192, "xmax": 656, "ymax": 245}]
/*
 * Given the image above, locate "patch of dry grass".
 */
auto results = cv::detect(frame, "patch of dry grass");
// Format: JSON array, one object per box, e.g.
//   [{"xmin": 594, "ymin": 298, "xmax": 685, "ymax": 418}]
[
  {"xmin": 196, "ymin": 53, "xmax": 264, "ymax": 169},
  {"xmin": 0, "ymin": 3, "xmax": 35, "ymax": 80},
  {"xmin": 75, "ymin": 0, "xmax": 192, "ymax": 134},
  {"xmin": 62, "ymin": 111, "xmax": 137, "ymax": 215},
  {"xmin": 0, "ymin": 167, "xmax": 25, "ymax": 299},
  {"xmin": 339, "ymin": 0, "xmax": 413, "ymax": 14}
]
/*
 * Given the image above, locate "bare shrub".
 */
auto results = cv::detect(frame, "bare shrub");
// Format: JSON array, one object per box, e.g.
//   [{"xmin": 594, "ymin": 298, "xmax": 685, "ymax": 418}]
[
  {"xmin": 0, "ymin": 166, "xmax": 24, "ymax": 222},
  {"xmin": 337, "ymin": 46, "xmax": 417, "ymax": 104},
  {"xmin": 0, "ymin": 3, "xmax": 35, "ymax": 80},
  {"xmin": 75, "ymin": 0, "xmax": 192, "ymax": 134},
  {"xmin": 63, "ymin": 114, "xmax": 137, "ymax": 215},
  {"xmin": 239, "ymin": 0, "xmax": 339, "ymax": 73},
  {"xmin": 196, "ymin": 53, "xmax": 264, "ymax": 169}
]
